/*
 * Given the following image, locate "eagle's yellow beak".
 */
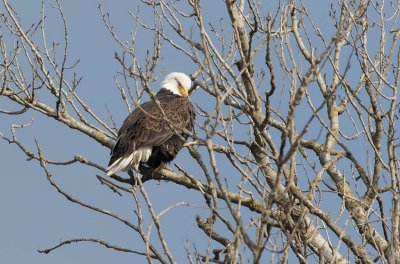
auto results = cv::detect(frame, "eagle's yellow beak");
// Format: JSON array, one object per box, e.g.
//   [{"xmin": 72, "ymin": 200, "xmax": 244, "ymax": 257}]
[{"xmin": 178, "ymin": 85, "xmax": 189, "ymax": 97}]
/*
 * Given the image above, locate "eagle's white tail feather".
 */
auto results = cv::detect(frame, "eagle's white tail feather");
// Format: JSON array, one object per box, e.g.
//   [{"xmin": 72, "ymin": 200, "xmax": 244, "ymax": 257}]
[
  {"xmin": 106, "ymin": 154, "xmax": 133, "ymax": 176},
  {"xmin": 106, "ymin": 147, "xmax": 152, "ymax": 176}
]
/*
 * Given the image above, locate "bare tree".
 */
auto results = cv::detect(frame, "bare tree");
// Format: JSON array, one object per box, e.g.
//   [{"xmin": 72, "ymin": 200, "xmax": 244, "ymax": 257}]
[{"xmin": 1, "ymin": 0, "xmax": 400, "ymax": 263}]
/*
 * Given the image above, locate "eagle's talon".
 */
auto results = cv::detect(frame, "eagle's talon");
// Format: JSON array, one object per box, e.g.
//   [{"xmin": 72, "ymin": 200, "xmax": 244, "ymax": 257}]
[
  {"xmin": 153, "ymin": 161, "xmax": 173, "ymax": 173},
  {"xmin": 163, "ymin": 166, "xmax": 174, "ymax": 172}
]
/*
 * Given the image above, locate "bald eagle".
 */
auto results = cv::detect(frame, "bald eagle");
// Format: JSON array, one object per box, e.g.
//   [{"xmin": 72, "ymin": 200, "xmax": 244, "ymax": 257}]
[{"xmin": 106, "ymin": 72, "xmax": 195, "ymax": 176}]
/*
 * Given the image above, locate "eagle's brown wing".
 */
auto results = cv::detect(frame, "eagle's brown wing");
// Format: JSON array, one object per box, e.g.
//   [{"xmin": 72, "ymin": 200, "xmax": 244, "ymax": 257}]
[{"xmin": 108, "ymin": 95, "xmax": 193, "ymax": 167}]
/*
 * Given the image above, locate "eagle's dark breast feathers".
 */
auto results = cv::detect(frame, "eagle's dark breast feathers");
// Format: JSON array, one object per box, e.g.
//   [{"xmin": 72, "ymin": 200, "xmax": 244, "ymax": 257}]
[{"xmin": 108, "ymin": 89, "xmax": 195, "ymax": 169}]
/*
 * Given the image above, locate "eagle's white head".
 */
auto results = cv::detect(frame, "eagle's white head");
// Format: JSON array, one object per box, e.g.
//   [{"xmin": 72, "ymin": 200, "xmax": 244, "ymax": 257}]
[{"xmin": 161, "ymin": 72, "xmax": 191, "ymax": 97}]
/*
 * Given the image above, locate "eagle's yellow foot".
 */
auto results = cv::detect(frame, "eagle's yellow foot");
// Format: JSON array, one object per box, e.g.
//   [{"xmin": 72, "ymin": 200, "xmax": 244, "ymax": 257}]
[
  {"xmin": 154, "ymin": 162, "xmax": 173, "ymax": 173},
  {"xmin": 162, "ymin": 166, "xmax": 174, "ymax": 172}
]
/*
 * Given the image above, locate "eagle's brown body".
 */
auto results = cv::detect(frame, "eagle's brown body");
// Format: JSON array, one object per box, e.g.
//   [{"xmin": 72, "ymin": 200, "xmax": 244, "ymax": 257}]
[{"xmin": 107, "ymin": 88, "xmax": 194, "ymax": 175}]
